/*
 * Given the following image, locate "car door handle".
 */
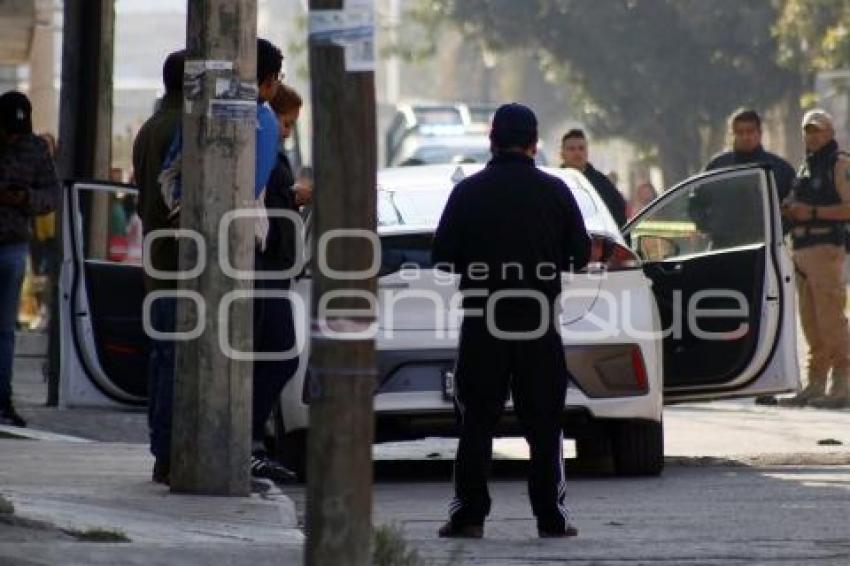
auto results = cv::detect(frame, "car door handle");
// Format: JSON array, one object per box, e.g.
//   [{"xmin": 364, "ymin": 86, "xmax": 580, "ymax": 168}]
[{"xmin": 653, "ymin": 262, "xmax": 683, "ymax": 276}]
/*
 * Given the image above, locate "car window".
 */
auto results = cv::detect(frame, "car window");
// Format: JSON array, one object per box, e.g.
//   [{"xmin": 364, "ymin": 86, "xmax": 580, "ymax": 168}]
[
  {"xmin": 378, "ymin": 184, "xmax": 602, "ymax": 231},
  {"xmin": 411, "ymin": 146, "xmax": 491, "ymax": 165},
  {"xmin": 628, "ymin": 169, "xmax": 766, "ymax": 261},
  {"xmin": 77, "ymin": 186, "xmax": 144, "ymax": 266}
]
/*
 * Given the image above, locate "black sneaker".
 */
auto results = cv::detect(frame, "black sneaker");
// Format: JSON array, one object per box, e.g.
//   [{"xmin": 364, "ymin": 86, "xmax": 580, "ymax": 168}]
[
  {"xmin": 538, "ymin": 523, "xmax": 579, "ymax": 538},
  {"xmin": 0, "ymin": 403, "xmax": 26, "ymax": 427},
  {"xmin": 152, "ymin": 459, "xmax": 170, "ymax": 485},
  {"xmin": 437, "ymin": 521, "xmax": 484, "ymax": 539},
  {"xmin": 250, "ymin": 453, "xmax": 297, "ymax": 484}
]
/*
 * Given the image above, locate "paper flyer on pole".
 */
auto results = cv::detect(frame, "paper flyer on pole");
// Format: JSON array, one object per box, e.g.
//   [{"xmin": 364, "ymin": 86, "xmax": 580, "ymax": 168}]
[{"xmin": 308, "ymin": 0, "xmax": 376, "ymax": 73}]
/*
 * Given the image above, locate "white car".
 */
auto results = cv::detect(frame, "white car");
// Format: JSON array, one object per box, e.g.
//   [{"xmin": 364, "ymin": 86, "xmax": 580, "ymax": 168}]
[{"xmin": 59, "ymin": 163, "xmax": 799, "ymax": 479}]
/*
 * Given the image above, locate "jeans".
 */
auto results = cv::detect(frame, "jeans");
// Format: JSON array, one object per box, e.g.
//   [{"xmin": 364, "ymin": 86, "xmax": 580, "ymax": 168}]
[
  {"xmin": 148, "ymin": 297, "xmax": 176, "ymax": 463},
  {"xmin": 0, "ymin": 243, "xmax": 27, "ymax": 406}
]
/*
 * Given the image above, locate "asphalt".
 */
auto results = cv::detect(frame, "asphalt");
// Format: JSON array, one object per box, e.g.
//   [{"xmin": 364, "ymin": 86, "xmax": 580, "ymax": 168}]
[{"xmin": 3, "ymin": 331, "xmax": 850, "ymax": 565}]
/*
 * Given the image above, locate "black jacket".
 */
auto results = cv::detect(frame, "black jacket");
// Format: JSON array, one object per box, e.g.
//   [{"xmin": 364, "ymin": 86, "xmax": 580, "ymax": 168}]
[
  {"xmin": 0, "ymin": 134, "xmax": 59, "ymax": 245},
  {"xmin": 260, "ymin": 152, "xmax": 299, "ymax": 273},
  {"xmin": 578, "ymin": 163, "xmax": 627, "ymax": 228},
  {"xmin": 705, "ymin": 146, "xmax": 795, "ymax": 202},
  {"xmin": 433, "ymin": 153, "xmax": 591, "ymax": 312}
]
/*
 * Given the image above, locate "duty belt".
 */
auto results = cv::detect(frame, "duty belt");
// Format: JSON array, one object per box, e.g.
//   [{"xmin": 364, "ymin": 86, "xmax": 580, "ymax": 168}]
[{"xmin": 791, "ymin": 225, "xmax": 844, "ymax": 250}]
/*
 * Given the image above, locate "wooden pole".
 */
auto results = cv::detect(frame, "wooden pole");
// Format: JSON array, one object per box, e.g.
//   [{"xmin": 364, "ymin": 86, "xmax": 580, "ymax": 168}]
[
  {"xmin": 306, "ymin": 1, "xmax": 378, "ymax": 564},
  {"xmin": 169, "ymin": 0, "xmax": 257, "ymax": 496}
]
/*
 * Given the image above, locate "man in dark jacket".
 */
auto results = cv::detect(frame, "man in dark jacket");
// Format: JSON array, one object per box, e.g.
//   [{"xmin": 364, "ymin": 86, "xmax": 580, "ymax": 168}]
[
  {"xmin": 561, "ymin": 129, "xmax": 627, "ymax": 227},
  {"xmin": 705, "ymin": 108, "xmax": 796, "ymax": 202},
  {"xmin": 0, "ymin": 91, "xmax": 58, "ymax": 427},
  {"xmin": 433, "ymin": 103, "xmax": 590, "ymax": 539},
  {"xmin": 132, "ymin": 50, "xmax": 185, "ymax": 485}
]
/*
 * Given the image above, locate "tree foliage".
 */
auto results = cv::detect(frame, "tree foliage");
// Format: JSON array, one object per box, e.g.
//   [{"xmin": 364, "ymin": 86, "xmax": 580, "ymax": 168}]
[
  {"xmin": 412, "ymin": 0, "xmax": 801, "ymax": 184},
  {"xmin": 775, "ymin": 0, "xmax": 850, "ymax": 73}
]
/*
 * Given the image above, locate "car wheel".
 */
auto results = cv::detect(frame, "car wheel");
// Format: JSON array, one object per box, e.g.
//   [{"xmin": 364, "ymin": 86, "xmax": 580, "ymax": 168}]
[
  {"xmin": 273, "ymin": 406, "xmax": 308, "ymax": 482},
  {"xmin": 610, "ymin": 419, "xmax": 664, "ymax": 477},
  {"xmin": 574, "ymin": 432, "xmax": 613, "ymax": 472}
]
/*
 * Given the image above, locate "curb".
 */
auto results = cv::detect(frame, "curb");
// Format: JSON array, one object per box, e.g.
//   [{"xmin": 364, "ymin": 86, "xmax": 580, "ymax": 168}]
[{"xmin": 0, "ymin": 425, "xmax": 91, "ymax": 443}]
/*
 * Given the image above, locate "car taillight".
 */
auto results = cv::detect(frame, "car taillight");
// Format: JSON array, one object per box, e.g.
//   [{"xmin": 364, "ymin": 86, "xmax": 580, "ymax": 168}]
[
  {"xmin": 631, "ymin": 345, "xmax": 648, "ymax": 393},
  {"xmin": 589, "ymin": 234, "xmax": 641, "ymax": 271}
]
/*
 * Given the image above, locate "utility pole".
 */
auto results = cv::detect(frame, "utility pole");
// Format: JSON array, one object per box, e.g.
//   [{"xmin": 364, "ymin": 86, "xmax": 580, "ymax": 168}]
[
  {"xmin": 169, "ymin": 0, "xmax": 257, "ymax": 495},
  {"xmin": 30, "ymin": 0, "xmax": 58, "ymax": 135},
  {"xmin": 306, "ymin": 1, "xmax": 378, "ymax": 565},
  {"xmin": 51, "ymin": 0, "xmax": 115, "ymax": 405}
]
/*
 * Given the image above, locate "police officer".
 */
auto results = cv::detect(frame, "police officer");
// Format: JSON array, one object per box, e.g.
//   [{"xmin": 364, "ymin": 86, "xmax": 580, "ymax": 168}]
[
  {"xmin": 432, "ymin": 103, "xmax": 590, "ymax": 539},
  {"xmin": 780, "ymin": 110, "xmax": 850, "ymax": 409}
]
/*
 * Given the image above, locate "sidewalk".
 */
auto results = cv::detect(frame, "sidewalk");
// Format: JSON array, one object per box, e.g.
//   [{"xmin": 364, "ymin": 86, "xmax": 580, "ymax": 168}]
[{"xmin": 0, "ymin": 333, "xmax": 304, "ymax": 565}]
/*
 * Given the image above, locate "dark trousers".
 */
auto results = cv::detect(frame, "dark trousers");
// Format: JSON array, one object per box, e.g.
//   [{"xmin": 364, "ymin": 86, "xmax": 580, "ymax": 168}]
[
  {"xmin": 148, "ymin": 297, "xmax": 176, "ymax": 463},
  {"xmin": 0, "ymin": 243, "xmax": 27, "ymax": 406},
  {"xmin": 251, "ymin": 274, "xmax": 299, "ymax": 447},
  {"xmin": 449, "ymin": 316, "xmax": 569, "ymax": 532}
]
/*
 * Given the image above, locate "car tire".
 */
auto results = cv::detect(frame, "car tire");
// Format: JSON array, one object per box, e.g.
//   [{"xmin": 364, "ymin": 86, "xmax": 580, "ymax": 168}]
[
  {"xmin": 574, "ymin": 432, "xmax": 613, "ymax": 472},
  {"xmin": 272, "ymin": 406, "xmax": 308, "ymax": 482},
  {"xmin": 610, "ymin": 419, "xmax": 664, "ymax": 477}
]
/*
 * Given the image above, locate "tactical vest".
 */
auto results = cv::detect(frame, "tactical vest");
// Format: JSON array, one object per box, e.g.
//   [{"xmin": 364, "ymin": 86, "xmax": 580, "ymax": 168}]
[{"xmin": 791, "ymin": 149, "xmax": 847, "ymax": 249}]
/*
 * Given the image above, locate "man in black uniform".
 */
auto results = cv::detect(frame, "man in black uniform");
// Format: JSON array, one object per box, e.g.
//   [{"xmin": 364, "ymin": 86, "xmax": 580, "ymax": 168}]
[
  {"xmin": 433, "ymin": 103, "xmax": 591, "ymax": 539},
  {"xmin": 705, "ymin": 108, "xmax": 796, "ymax": 202},
  {"xmin": 561, "ymin": 128, "xmax": 627, "ymax": 227}
]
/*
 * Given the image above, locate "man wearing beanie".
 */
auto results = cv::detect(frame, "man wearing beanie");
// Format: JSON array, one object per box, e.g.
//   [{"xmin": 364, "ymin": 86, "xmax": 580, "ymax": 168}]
[
  {"xmin": 0, "ymin": 91, "xmax": 59, "ymax": 427},
  {"xmin": 433, "ymin": 103, "xmax": 590, "ymax": 538}
]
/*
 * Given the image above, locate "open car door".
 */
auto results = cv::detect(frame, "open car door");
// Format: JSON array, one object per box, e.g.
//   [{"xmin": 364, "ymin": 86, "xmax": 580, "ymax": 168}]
[
  {"xmin": 623, "ymin": 164, "xmax": 799, "ymax": 403},
  {"xmin": 60, "ymin": 181, "xmax": 148, "ymax": 407}
]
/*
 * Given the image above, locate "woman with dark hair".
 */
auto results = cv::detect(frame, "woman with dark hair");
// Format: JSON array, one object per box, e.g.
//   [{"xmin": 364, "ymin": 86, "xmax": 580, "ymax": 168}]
[{"xmin": 250, "ymin": 83, "xmax": 311, "ymax": 483}]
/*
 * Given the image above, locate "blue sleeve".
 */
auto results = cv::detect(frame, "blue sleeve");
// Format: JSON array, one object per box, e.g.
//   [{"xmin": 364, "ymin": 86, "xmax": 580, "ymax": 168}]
[{"xmin": 255, "ymin": 104, "xmax": 280, "ymax": 198}]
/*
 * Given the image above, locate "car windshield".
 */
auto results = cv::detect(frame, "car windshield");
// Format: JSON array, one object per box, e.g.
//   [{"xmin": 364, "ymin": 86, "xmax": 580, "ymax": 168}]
[
  {"xmin": 411, "ymin": 145, "xmax": 491, "ymax": 165},
  {"xmin": 378, "ymin": 184, "xmax": 603, "ymax": 232}
]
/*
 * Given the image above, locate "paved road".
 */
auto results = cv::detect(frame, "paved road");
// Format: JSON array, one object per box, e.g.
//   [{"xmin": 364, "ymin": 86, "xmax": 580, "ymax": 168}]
[
  {"xmin": 7, "ymin": 333, "xmax": 850, "ymax": 564},
  {"xmin": 352, "ymin": 464, "xmax": 850, "ymax": 565}
]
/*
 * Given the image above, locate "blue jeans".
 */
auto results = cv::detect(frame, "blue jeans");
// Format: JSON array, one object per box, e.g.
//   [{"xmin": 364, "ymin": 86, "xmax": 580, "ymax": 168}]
[
  {"xmin": 0, "ymin": 243, "xmax": 27, "ymax": 406},
  {"xmin": 148, "ymin": 297, "xmax": 176, "ymax": 463}
]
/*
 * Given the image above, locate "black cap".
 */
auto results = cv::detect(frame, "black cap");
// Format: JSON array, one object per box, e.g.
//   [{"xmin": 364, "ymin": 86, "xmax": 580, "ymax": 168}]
[
  {"xmin": 0, "ymin": 91, "xmax": 32, "ymax": 136},
  {"xmin": 163, "ymin": 50, "xmax": 186, "ymax": 95},
  {"xmin": 490, "ymin": 103, "xmax": 538, "ymax": 149}
]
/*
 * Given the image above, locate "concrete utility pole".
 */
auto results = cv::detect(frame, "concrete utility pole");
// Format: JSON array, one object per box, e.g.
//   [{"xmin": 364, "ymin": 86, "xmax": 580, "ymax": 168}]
[
  {"xmin": 306, "ymin": 1, "xmax": 378, "ymax": 564},
  {"xmin": 51, "ymin": 0, "xmax": 115, "ymax": 405},
  {"xmin": 29, "ymin": 0, "xmax": 58, "ymax": 135},
  {"xmin": 169, "ymin": 0, "xmax": 257, "ymax": 496}
]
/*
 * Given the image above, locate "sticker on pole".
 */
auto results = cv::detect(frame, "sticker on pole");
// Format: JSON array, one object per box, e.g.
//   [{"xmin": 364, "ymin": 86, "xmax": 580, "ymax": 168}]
[
  {"xmin": 309, "ymin": 0, "xmax": 376, "ymax": 72},
  {"xmin": 209, "ymin": 100, "xmax": 255, "ymax": 122}
]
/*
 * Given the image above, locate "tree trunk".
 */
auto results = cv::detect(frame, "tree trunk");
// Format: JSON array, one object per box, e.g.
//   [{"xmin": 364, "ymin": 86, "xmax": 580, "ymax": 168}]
[{"xmin": 656, "ymin": 127, "xmax": 701, "ymax": 190}]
